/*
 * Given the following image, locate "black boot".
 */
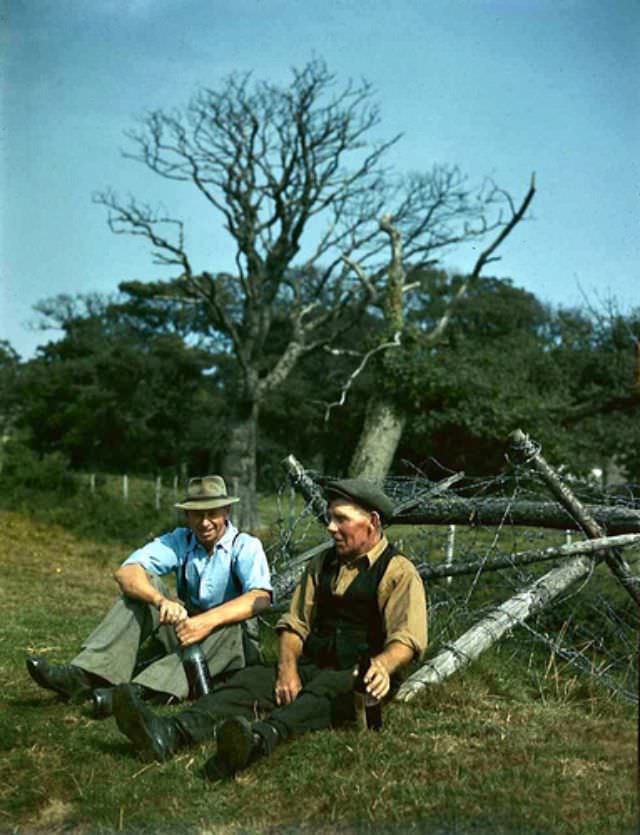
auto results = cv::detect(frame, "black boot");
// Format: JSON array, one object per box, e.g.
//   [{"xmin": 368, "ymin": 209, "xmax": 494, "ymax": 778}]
[
  {"xmin": 112, "ymin": 684, "xmax": 185, "ymax": 763},
  {"xmin": 26, "ymin": 656, "xmax": 95, "ymax": 702},
  {"xmin": 204, "ymin": 716, "xmax": 274, "ymax": 780},
  {"xmin": 90, "ymin": 683, "xmax": 163, "ymax": 720},
  {"xmin": 91, "ymin": 687, "xmax": 116, "ymax": 719}
]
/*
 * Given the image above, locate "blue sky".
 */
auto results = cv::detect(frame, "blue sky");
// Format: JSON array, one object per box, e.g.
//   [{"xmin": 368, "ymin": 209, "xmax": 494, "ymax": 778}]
[{"xmin": 2, "ymin": 0, "xmax": 639, "ymax": 359}]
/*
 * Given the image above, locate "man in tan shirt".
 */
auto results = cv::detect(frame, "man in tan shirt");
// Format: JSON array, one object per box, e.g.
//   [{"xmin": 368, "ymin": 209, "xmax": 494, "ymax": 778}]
[{"xmin": 112, "ymin": 478, "xmax": 427, "ymax": 776}]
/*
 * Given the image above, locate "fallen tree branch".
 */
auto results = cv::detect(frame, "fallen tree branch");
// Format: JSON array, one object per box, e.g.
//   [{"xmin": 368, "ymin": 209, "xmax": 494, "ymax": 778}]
[
  {"xmin": 393, "ymin": 498, "xmax": 640, "ymax": 535},
  {"xmin": 418, "ymin": 532, "xmax": 640, "ymax": 580},
  {"xmin": 282, "ymin": 455, "xmax": 328, "ymax": 523},
  {"xmin": 509, "ymin": 429, "xmax": 640, "ymax": 608},
  {"xmin": 396, "ymin": 552, "xmax": 595, "ymax": 701}
]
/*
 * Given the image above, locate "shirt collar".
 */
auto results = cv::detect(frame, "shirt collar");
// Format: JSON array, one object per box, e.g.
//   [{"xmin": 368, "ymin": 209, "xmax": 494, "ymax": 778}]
[
  {"xmin": 216, "ymin": 521, "xmax": 238, "ymax": 553},
  {"xmin": 187, "ymin": 521, "xmax": 238, "ymax": 556},
  {"xmin": 342, "ymin": 535, "xmax": 389, "ymax": 569}
]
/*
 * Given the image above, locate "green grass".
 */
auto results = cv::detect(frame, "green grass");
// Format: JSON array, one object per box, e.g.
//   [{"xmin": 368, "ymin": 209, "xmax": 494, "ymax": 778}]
[{"xmin": 0, "ymin": 508, "xmax": 637, "ymax": 834}]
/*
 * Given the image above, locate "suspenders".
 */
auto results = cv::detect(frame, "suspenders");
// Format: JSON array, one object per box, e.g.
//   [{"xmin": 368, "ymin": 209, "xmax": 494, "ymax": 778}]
[{"xmin": 177, "ymin": 530, "xmax": 241, "ymax": 614}]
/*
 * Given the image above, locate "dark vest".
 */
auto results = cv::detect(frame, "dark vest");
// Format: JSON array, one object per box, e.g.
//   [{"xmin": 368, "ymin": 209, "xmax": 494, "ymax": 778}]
[{"xmin": 303, "ymin": 542, "xmax": 398, "ymax": 670}]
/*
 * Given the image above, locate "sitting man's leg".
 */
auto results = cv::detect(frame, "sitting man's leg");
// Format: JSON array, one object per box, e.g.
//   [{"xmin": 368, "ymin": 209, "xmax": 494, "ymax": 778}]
[
  {"xmin": 131, "ymin": 620, "xmax": 245, "ymax": 703},
  {"xmin": 209, "ymin": 666, "xmax": 355, "ymax": 777},
  {"xmin": 27, "ymin": 576, "xmax": 172, "ymax": 708},
  {"xmin": 113, "ymin": 664, "xmax": 279, "ymax": 762}
]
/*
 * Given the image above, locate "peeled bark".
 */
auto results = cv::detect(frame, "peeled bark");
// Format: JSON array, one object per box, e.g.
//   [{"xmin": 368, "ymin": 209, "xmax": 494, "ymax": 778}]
[{"xmin": 396, "ymin": 552, "xmax": 595, "ymax": 701}]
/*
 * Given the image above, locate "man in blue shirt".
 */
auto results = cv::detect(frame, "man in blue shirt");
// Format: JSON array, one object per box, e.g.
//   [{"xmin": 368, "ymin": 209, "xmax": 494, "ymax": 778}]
[{"xmin": 26, "ymin": 475, "xmax": 272, "ymax": 717}]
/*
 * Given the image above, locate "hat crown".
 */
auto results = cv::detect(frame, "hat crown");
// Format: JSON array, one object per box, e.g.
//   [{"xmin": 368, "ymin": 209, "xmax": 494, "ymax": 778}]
[
  {"xmin": 187, "ymin": 475, "xmax": 228, "ymax": 500},
  {"xmin": 174, "ymin": 474, "xmax": 240, "ymax": 510},
  {"xmin": 325, "ymin": 477, "xmax": 394, "ymax": 521}
]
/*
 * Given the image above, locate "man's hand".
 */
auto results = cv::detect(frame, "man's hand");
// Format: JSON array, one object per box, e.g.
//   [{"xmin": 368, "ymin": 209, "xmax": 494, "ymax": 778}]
[
  {"xmin": 157, "ymin": 598, "xmax": 188, "ymax": 625},
  {"xmin": 175, "ymin": 615, "xmax": 212, "ymax": 647},
  {"xmin": 357, "ymin": 656, "xmax": 391, "ymax": 701},
  {"xmin": 274, "ymin": 665, "xmax": 302, "ymax": 705}
]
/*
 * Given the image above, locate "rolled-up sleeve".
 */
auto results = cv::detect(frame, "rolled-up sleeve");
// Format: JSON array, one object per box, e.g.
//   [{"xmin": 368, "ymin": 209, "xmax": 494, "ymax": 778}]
[
  {"xmin": 232, "ymin": 533, "xmax": 273, "ymax": 595},
  {"xmin": 276, "ymin": 558, "xmax": 320, "ymax": 642},
  {"xmin": 378, "ymin": 556, "xmax": 428, "ymax": 658},
  {"xmin": 121, "ymin": 530, "xmax": 183, "ymax": 575}
]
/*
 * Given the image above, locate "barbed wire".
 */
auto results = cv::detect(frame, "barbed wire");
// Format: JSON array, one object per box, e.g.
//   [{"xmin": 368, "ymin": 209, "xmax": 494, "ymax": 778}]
[{"xmin": 270, "ymin": 466, "xmax": 639, "ymax": 704}]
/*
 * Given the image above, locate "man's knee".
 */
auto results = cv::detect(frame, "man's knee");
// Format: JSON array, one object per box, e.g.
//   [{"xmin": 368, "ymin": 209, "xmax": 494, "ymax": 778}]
[{"xmin": 302, "ymin": 668, "xmax": 354, "ymax": 698}]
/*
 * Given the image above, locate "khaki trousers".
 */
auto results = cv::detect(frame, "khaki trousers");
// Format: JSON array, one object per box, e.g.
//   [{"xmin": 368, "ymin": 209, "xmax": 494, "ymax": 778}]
[{"xmin": 71, "ymin": 577, "xmax": 245, "ymax": 699}]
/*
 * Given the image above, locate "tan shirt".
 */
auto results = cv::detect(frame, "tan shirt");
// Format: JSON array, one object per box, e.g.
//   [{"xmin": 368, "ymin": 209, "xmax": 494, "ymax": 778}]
[{"xmin": 276, "ymin": 536, "xmax": 428, "ymax": 658}]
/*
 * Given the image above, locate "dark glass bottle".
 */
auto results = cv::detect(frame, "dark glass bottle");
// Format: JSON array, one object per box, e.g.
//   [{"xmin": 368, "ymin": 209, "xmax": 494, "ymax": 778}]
[
  {"xmin": 354, "ymin": 652, "xmax": 383, "ymax": 731},
  {"xmin": 182, "ymin": 643, "xmax": 211, "ymax": 698}
]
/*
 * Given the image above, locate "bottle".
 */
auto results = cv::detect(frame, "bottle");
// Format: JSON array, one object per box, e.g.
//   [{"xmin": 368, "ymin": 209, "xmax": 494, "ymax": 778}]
[
  {"xmin": 354, "ymin": 652, "xmax": 383, "ymax": 731},
  {"xmin": 182, "ymin": 643, "xmax": 211, "ymax": 698}
]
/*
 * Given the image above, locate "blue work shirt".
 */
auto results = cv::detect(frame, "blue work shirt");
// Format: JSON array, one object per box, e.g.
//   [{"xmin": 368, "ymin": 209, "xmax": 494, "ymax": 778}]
[{"xmin": 122, "ymin": 522, "xmax": 272, "ymax": 613}]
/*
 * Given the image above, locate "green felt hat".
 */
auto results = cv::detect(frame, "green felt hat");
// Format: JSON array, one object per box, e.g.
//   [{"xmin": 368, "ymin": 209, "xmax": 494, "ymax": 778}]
[{"xmin": 175, "ymin": 475, "xmax": 240, "ymax": 510}]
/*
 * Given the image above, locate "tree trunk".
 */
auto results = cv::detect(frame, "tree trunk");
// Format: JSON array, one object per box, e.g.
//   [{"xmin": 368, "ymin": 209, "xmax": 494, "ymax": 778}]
[
  {"xmin": 349, "ymin": 399, "xmax": 406, "ymax": 480},
  {"xmin": 222, "ymin": 399, "xmax": 259, "ymax": 531}
]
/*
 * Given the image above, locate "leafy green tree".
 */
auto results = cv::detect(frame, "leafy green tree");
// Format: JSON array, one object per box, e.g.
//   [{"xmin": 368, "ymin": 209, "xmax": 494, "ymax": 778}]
[
  {"xmin": 0, "ymin": 341, "xmax": 20, "ymax": 434},
  {"xmin": 373, "ymin": 278, "xmax": 640, "ymax": 480},
  {"xmin": 17, "ymin": 295, "xmax": 221, "ymax": 474}
]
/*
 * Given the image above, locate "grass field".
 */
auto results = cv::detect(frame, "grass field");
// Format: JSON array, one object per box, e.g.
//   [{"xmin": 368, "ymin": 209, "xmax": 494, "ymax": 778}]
[{"xmin": 0, "ymin": 506, "xmax": 637, "ymax": 835}]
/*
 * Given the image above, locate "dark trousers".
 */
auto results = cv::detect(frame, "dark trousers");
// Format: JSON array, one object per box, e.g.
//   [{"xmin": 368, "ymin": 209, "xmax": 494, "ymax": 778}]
[{"xmin": 176, "ymin": 661, "xmax": 356, "ymax": 748}]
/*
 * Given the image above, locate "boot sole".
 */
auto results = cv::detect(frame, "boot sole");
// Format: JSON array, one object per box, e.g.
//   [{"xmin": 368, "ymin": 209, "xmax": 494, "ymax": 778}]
[
  {"xmin": 215, "ymin": 717, "xmax": 254, "ymax": 776},
  {"xmin": 112, "ymin": 686, "xmax": 167, "ymax": 763}
]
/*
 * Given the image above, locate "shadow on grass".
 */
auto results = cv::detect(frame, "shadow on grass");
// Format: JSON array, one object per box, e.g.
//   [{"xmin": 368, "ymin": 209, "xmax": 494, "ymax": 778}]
[{"xmin": 91, "ymin": 735, "xmax": 143, "ymax": 760}]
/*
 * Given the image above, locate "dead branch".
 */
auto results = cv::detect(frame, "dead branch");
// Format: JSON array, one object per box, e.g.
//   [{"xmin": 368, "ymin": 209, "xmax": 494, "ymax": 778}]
[
  {"xmin": 393, "ymin": 498, "xmax": 640, "ymax": 535},
  {"xmin": 427, "ymin": 174, "xmax": 536, "ymax": 344},
  {"xmin": 396, "ymin": 551, "xmax": 595, "ymax": 701},
  {"xmin": 322, "ymin": 333, "xmax": 401, "ymax": 422},
  {"xmin": 419, "ymin": 532, "xmax": 640, "ymax": 580},
  {"xmin": 282, "ymin": 454, "xmax": 328, "ymax": 523},
  {"xmin": 509, "ymin": 429, "xmax": 640, "ymax": 608}
]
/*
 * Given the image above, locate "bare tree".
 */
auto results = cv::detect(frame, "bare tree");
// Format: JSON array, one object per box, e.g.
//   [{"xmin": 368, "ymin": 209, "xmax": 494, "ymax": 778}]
[
  {"xmin": 347, "ymin": 176, "xmax": 536, "ymax": 480},
  {"xmin": 95, "ymin": 59, "xmax": 530, "ymax": 526}
]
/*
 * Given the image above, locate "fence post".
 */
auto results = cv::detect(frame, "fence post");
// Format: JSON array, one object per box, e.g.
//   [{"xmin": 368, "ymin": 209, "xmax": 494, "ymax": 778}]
[
  {"xmin": 445, "ymin": 524, "xmax": 456, "ymax": 586},
  {"xmin": 231, "ymin": 477, "xmax": 240, "ymax": 525},
  {"xmin": 89, "ymin": 473, "xmax": 96, "ymax": 495},
  {"xmin": 123, "ymin": 474, "xmax": 128, "ymax": 504},
  {"xmin": 155, "ymin": 475, "xmax": 162, "ymax": 512}
]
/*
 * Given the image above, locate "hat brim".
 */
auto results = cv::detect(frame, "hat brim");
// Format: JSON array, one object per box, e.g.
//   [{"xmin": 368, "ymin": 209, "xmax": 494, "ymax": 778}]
[{"xmin": 175, "ymin": 497, "xmax": 240, "ymax": 510}]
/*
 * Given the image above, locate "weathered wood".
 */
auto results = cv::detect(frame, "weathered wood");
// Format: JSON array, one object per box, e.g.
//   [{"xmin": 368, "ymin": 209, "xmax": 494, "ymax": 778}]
[
  {"xmin": 272, "ymin": 540, "xmax": 333, "ymax": 600},
  {"xmin": 282, "ymin": 455, "xmax": 328, "ymax": 523},
  {"xmin": 396, "ymin": 552, "xmax": 595, "ymax": 701},
  {"xmin": 419, "ymin": 532, "xmax": 640, "ymax": 580},
  {"xmin": 509, "ymin": 429, "xmax": 640, "ymax": 608},
  {"xmin": 393, "ymin": 498, "xmax": 640, "ymax": 535}
]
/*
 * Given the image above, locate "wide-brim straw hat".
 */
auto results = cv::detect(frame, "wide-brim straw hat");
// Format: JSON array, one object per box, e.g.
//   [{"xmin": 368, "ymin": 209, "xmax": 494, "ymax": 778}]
[{"xmin": 175, "ymin": 475, "xmax": 240, "ymax": 510}]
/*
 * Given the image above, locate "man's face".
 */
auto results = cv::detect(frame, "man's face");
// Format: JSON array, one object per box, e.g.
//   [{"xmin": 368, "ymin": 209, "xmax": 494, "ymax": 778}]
[
  {"xmin": 326, "ymin": 499, "xmax": 380, "ymax": 559},
  {"xmin": 186, "ymin": 507, "xmax": 230, "ymax": 551}
]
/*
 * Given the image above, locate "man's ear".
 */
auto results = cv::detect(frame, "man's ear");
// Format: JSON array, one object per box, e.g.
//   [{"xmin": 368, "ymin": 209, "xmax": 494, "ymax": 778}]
[{"xmin": 370, "ymin": 510, "xmax": 381, "ymax": 530}]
